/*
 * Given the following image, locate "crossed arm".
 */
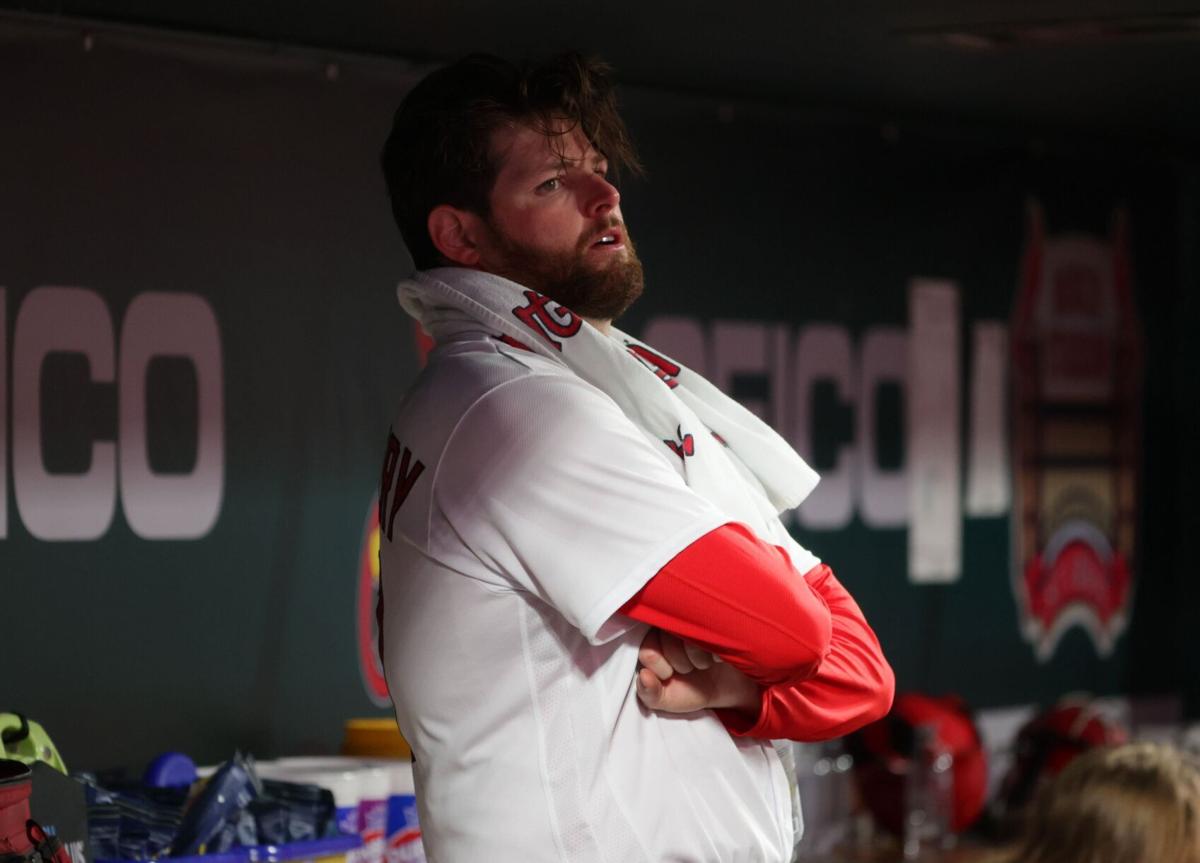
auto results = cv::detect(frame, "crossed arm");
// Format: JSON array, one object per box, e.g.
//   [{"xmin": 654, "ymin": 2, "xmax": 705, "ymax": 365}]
[{"xmin": 618, "ymin": 522, "xmax": 895, "ymax": 741}]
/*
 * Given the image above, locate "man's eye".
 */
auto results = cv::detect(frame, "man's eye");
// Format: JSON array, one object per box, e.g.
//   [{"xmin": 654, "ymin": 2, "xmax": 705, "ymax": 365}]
[{"xmin": 536, "ymin": 177, "xmax": 561, "ymax": 193}]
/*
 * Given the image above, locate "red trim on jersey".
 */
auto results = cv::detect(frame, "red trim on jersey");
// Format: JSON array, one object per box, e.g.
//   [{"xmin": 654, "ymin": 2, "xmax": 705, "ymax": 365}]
[
  {"xmin": 620, "ymin": 524, "xmax": 894, "ymax": 741},
  {"xmin": 413, "ymin": 321, "xmax": 435, "ymax": 366},
  {"xmin": 494, "ymin": 333, "xmax": 534, "ymax": 352}
]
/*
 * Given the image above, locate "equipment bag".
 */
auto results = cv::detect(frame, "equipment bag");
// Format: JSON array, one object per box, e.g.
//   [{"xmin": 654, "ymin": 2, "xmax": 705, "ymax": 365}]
[{"xmin": 1, "ymin": 760, "xmax": 70, "ymax": 863}]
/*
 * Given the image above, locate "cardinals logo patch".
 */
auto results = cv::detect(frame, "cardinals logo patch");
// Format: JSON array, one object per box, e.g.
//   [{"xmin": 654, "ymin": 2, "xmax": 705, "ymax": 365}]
[{"xmin": 664, "ymin": 425, "xmax": 696, "ymax": 462}]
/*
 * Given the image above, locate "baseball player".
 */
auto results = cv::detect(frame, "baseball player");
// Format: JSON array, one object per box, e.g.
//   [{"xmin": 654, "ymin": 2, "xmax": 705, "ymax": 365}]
[{"xmin": 376, "ymin": 53, "xmax": 894, "ymax": 862}]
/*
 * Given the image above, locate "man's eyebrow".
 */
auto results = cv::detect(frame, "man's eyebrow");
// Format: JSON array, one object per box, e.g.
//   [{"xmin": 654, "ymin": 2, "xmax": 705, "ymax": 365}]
[
  {"xmin": 516, "ymin": 151, "xmax": 607, "ymax": 180},
  {"xmin": 550, "ymin": 150, "xmax": 608, "ymax": 170},
  {"xmin": 514, "ymin": 156, "xmax": 567, "ymax": 179}
]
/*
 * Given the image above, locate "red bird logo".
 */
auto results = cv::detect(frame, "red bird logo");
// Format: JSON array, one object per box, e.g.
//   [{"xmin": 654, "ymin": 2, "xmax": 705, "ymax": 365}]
[{"xmin": 664, "ymin": 425, "xmax": 695, "ymax": 462}]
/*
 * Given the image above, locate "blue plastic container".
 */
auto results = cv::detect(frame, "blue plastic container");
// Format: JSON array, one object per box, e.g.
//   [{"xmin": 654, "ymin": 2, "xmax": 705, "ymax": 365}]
[
  {"xmin": 96, "ymin": 834, "xmax": 361, "ymax": 863},
  {"xmin": 247, "ymin": 835, "xmax": 362, "ymax": 863}
]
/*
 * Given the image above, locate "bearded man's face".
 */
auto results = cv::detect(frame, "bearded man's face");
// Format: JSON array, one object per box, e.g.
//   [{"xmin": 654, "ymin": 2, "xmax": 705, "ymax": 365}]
[{"xmin": 474, "ymin": 122, "xmax": 644, "ymax": 322}]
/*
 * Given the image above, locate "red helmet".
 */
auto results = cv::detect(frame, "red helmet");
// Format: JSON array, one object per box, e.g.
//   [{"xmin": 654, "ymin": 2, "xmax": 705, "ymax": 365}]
[
  {"xmin": 994, "ymin": 697, "xmax": 1128, "ymax": 816},
  {"xmin": 848, "ymin": 692, "xmax": 988, "ymax": 834}
]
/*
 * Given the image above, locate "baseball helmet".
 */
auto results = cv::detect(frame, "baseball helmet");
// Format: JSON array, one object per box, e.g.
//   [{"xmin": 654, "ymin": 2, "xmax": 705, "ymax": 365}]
[
  {"xmin": 993, "ymin": 696, "xmax": 1127, "ymax": 816},
  {"xmin": 847, "ymin": 692, "xmax": 988, "ymax": 835}
]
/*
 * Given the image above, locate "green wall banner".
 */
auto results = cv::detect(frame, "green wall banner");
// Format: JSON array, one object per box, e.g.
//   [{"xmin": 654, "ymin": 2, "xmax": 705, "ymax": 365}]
[{"xmin": 2, "ymin": 19, "xmax": 1191, "ymax": 771}]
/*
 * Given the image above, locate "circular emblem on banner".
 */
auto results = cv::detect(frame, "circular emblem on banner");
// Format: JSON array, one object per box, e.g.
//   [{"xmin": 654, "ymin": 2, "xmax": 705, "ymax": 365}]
[{"xmin": 356, "ymin": 495, "xmax": 390, "ymax": 707}]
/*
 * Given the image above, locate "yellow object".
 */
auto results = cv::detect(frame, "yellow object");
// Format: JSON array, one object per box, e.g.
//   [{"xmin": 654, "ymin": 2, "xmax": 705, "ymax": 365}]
[
  {"xmin": 341, "ymin": 718, "xmax": 411, "ymax": 759},
  {"xmin": 0, "ymin": 713, "xmax": 66, "ymax": 773}
]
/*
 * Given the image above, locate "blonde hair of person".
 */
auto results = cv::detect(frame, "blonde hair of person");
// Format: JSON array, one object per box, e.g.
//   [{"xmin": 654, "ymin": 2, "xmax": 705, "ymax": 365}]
[{"xmin": 1009, "ymin": 742, "xmax": 1200, "ymax": 863}]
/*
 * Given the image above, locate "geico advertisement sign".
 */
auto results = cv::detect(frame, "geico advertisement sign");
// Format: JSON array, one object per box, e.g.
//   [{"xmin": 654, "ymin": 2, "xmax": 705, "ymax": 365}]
[
  {"xmin": 1, "ymin": 286, "xmax": 223, "ymax": 541},
  {"xmin": 641, "ymin": 286, "xmax": 1010, "ymax": 537}
]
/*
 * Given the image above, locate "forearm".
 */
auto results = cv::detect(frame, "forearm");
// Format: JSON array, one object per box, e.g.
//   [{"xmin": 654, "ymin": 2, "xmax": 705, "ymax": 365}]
[
  {"xmin": 620, "ymin": 526, "xmax": 892, "ymax": 737},
  {"xmin": 718, "ymin": 564, "xmax": 894, "ymax": 740},
  {"xmin": 619, "ymin": 522, "xmax": 833, "ymax": 687}
]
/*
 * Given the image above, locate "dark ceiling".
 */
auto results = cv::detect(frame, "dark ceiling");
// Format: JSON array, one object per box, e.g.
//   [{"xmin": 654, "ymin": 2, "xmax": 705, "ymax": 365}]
[{"xmin": 4, "ymin": 0, "xmax": 1200, "ymax": 144}]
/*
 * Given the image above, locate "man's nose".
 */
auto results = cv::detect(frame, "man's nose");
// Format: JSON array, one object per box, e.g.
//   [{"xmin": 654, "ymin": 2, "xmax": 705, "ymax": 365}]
[{"xmin": 581, "ymin": 173, "xmax": 620, "ymax": 217}]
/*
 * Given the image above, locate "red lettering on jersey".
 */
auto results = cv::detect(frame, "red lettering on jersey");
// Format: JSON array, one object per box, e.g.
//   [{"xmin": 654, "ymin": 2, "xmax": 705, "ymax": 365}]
[
  {"xmin": 379, "ymin": 431, "xmax": 426, "ymax": 541},
  {"xmin": 627, "ymin": 343, "xmax": 681, "ymax": 389},
  {"xmin": 379, "ymin": 434, "xmax": 401, "ymax": 531},
  {"xmin": 664, "ymin": 425, "xmax": 696, "ymax": 462},
  {"xmin": 512, "ymin": 290, "xmax": 582, "ymax": 350}
]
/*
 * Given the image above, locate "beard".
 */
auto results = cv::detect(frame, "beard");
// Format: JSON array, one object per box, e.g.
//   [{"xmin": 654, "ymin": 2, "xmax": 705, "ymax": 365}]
[{"xmin": 483, "ymin": 218, "xmax": 645, "ymax": 322}]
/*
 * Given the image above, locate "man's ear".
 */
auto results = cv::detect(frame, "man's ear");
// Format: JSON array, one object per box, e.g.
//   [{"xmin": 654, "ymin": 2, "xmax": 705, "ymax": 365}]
[{"xmin": 428, "ymin": 205, "xmax": 482, "ymax": 267}]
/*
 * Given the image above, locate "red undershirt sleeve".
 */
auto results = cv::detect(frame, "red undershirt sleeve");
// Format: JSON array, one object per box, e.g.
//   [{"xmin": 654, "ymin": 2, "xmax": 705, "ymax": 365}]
[
  {"xmin": 619, "ymin": 522, "xmax": 833, "ymax": 687},
  {"xmin": 619, "ymin": 524, "xmax": 894, "ymax": 741},
  {"xmin": 715, "ymin": 564, "xmax": 895, "ymax": 741}
]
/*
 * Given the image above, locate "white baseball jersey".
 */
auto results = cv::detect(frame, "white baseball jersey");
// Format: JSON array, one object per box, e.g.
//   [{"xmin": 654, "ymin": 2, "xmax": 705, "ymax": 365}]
[{"xmin": 379, "ymin": 329, "xmax": 799, "ymax": 862}]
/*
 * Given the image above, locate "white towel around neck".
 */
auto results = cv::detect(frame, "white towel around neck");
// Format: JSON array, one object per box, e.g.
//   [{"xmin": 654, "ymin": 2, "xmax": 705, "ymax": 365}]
[{"xmin": 397, "ymin": 267, "xmax": 819, "ymax": 525}]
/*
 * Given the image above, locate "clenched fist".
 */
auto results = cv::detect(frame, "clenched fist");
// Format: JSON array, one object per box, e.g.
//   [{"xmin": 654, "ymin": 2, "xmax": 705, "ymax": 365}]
[{"xmin": 635, "ymin": 629, "xmax": 761, "ymax": 716}]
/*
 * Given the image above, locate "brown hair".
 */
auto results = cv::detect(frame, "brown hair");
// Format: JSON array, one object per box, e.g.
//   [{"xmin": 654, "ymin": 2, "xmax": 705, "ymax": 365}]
[
  {"xmin": 1008, "ymin": 743, "xmax": 1200, "ymax": 863},
  {"xmin": 380, "ymin": 53, "xmax": 643, "ymax": 270}
]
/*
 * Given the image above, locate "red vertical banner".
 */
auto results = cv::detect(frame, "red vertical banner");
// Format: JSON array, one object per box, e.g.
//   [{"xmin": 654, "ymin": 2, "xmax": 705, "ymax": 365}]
[{"xmin": 1011, "ymin": 203, "xmax": 1141, "ymax": 661}]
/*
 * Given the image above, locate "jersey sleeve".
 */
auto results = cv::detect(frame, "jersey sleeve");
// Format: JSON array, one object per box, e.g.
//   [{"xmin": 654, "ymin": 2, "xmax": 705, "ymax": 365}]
[{"xmin": 433, "ymin": 373, "xmax": 729, "ymax": 644}]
